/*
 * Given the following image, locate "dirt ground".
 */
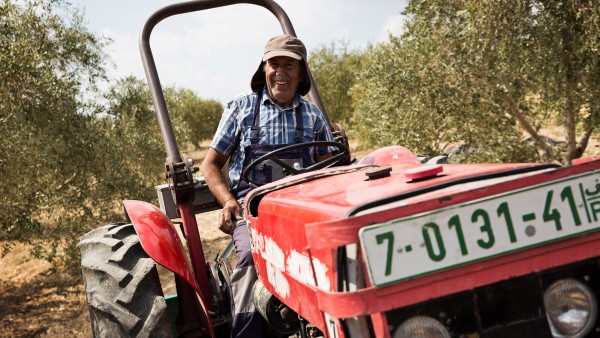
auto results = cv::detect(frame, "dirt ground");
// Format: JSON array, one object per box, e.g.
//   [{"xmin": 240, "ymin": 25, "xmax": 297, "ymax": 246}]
[
  {"xmin": 0, "ymin": 209, "xmax": 229, "ymax": 338},
  {"xmin": 0, "ymin": 243, "xmax": 91, "ymax": 337}
]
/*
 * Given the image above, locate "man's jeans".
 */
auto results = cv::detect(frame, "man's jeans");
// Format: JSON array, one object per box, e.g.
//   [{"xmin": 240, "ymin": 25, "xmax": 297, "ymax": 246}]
[{"xmin": 230, "ymin": 220, "xmax": 264, "ymax": 337}]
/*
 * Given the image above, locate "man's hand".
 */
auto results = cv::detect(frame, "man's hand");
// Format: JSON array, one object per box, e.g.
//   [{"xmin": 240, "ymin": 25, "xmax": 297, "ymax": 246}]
[
  {"xmin": 218, "ymin": 199, "xmax": 242, "ymax": 235},
  {"xmin": 202, "ymin": 147, "xmax": 242, "ymax": 235}
]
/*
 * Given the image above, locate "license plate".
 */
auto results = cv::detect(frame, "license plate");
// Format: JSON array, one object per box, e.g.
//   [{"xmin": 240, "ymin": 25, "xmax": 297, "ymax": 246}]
[{"xmin": 359, "ymin": 170, "xmax": 600, "ymax": 287}]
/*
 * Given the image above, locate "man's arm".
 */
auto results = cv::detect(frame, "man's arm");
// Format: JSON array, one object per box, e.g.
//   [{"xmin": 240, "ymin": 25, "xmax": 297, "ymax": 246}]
[{"xmin": 202, "ymin": 147, "xmax": 241, "ymax": 235}]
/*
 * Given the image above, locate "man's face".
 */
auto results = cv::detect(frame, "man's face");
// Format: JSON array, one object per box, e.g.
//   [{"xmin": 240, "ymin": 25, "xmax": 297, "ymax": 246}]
[{"xmin": 264, "ymin": 56, "xmax": 303, "ymax": 107}]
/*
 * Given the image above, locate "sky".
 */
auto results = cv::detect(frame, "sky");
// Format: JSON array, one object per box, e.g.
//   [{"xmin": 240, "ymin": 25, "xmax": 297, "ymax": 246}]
[{"xmin": 70, "ymin": 0, "xmax": 407, "ymax": 103}]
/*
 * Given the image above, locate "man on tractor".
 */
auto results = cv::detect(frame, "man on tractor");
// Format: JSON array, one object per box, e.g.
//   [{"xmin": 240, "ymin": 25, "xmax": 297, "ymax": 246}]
[{"xmin": 202, "ymin": 35, "xmax": 334, "ymax": 337}]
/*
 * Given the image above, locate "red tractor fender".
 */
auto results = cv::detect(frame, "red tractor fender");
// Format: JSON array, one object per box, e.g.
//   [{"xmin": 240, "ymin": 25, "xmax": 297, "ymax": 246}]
[
  {"xmin": 122, "ymin": 200, "xmax": 199, "ymax": 294},
  {"xmin": 358, "ymin": 145, "xmax": 421, "ymax": 166}
]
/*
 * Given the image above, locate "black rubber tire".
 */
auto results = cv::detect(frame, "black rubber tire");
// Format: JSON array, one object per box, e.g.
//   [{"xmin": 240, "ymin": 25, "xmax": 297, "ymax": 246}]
[{"xmin": 79, "ymin": 223, "xmax": 173, "ymax": 338}]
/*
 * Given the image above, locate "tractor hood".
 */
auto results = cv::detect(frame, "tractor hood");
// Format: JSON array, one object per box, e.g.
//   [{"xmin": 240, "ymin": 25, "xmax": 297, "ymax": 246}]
[{"xmin": 244, "ymin": 161, "xmax": 557, "ymax": 224}]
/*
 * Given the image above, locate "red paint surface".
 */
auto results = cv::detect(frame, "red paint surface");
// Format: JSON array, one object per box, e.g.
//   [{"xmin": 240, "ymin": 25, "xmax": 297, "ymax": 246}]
[
  {"xmin": 123, "ymin": 200, "xmax": 198, "ymax": 290},
  {"xmin": 123, "ymin": 200, "xmax": 215, "ymax": 336},
  {"xmin": 358, "ymin": 146, "xmax": 422, "ymax": 166},
  {"xmin": 247, "ymin": 157, "xmax": 600, "ymax": 336},
  {"xmin": 404, "ymin": 164, "xmax": 443, "ymax": 180}
]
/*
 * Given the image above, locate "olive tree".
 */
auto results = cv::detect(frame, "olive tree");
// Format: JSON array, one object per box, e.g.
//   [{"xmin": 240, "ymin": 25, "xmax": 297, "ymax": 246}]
[
  {"xmin": 0, "ymin": 0, "xmax": 214, "ymax": 271},
  {"xmin": 354, "ymin": 0, "xmax": 600, "ymax": 164},
  {"xmin": 309, "ymin": 41, "xmax": 365, "ymax": 126},
  {"xmin": 0, "ymin": 0, "xmax": 108, "ymax": 261},
  {"xmin": 166, "ymin": 88, "xmax": 223, "ymax": 148}
]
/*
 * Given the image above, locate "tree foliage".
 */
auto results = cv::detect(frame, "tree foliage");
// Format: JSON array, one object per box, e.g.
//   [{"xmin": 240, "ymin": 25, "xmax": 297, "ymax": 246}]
[
  {"xmin": 0, "ymin": 0, "xmax": 216, "ymax": 271},
  {"xmin": 98, "ymin": 76, "xmax": 169, "ymax": 203},
  {"xmin": 353, "ymin": 0, "xmax": 600, "ymax": 164},
  {"xmin": 166, "ymin": 88, "xmax": 223, "ymax": 148},
  {"xmin": 309, "ymin": 42, "xmax": 365, "ymax": 126},
  {"xmin": 0, "ymin": 0, "xmax": 109, "ymax": 260}
]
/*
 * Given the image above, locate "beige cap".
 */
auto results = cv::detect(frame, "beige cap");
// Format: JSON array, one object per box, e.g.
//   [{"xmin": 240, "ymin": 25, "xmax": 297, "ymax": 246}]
[
  {"xmin": 250, "ymin": 35, "xmax": 311, "ymax": 95},
  {"xmin": 261, "ymin": 35, "xmax": 307, "ymax": 61}
]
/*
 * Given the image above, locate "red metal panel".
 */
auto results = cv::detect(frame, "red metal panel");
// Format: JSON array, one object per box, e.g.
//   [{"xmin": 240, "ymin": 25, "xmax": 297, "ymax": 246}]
[
  {"xmin": 259, "ymin": 163, "xmax": 543, "ymax": 224},
  {"xmin": 123, "ymin": 200, "xmax": 215, "ymax": 336},
  {"xmin": 358, "ymin": 145, "xmax": 422, "ymax": 166},
  {"xmin": 123, "ymin": 200, "xmax": 197, "ymax": 290},
  {"xmin": 370, "ymin": 313, "xmax": 391, "ymax": 338},
  {"xmin": 178, "ymin": 203, "xmax": 214, "ymax": 313},
  {"xmin": 314, "ymin": 229, "xmax": 600, "ymax": 319},
  {"xmin": 403, "ymin": 164, "xmax": 443, "ymax": 180},
  {"xmin": 306, "ymin": 161, "xmax": 600, "ymax": 250},
  {"xmin": 248, "ymin": 212, "xmax": 335, "ymax": 331},
  {"xmin": 573, "ymin": 155, "xmax": 600, "ymax": 165},
  {"xmin": 252, "ymin": 257, "xmax": 327, "ymax": 329}
]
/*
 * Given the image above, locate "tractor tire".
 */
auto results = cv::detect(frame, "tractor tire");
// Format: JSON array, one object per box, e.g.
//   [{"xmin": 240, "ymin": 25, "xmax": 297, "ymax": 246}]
[{"xmin": 79, "ymin": 222, "xmax": 173, "ymax": 338}]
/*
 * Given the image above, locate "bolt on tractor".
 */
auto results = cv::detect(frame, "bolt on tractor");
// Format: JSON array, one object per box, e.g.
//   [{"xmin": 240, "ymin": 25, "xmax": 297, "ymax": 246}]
[{"xmin": 79, "ymin": 0, "xmax": 600, "ymax": 337}]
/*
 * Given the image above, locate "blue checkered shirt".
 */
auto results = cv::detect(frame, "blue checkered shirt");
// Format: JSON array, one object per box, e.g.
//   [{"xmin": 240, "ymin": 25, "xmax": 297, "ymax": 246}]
[{"xmin": 209, "ymin": 89, "xmax": 334, "ymax": 191}]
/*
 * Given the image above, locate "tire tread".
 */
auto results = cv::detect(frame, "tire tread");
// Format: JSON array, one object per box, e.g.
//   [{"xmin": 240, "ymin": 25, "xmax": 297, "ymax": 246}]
[{"xmin": 79, "ymin": 223, "xmax": 172, "ymax": 337}]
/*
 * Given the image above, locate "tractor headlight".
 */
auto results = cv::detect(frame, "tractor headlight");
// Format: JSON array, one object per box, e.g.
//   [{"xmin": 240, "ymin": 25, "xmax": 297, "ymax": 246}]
[
  {"xmin": 394, "ymin": 316, "xmax": 450, "ymax": 338},
  {"xmin": 544, "ymin": 278, "xmax": 597, "ymax": 338}
]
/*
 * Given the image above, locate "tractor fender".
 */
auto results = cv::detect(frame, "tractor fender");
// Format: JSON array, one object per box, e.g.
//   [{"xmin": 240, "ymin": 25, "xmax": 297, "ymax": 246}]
[
  {"xmin": 122, "ymin": 200, "xmax": 200, "ymax": 294},
  {"xmin": 358, "ymin": 145, "xmax": 421, "ymax": 166}
]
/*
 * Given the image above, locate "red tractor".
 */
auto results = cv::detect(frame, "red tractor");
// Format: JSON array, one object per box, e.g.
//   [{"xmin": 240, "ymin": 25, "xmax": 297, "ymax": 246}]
[{"xmin": 79, "ymin": 1, "xmax": 600, "ymax": 337}]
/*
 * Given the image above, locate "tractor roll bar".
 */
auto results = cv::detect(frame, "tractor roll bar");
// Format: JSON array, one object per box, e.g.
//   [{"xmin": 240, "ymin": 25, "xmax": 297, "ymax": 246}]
[{"xmin": 139, "ymin": 0, "xmax": 330, "ymax": 165}]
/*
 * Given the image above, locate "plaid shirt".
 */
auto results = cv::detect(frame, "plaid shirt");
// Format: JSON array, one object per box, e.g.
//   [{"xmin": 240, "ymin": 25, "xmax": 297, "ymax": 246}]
[{"xmin": 209, "ymin": 89, "xmax": 334, "ymax": 191}]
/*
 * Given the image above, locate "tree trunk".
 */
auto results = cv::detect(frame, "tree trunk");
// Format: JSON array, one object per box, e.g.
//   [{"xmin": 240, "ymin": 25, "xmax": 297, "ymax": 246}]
[{"xmin": 559, "ymin": 4, "xmax": 579, "ymax": 165}]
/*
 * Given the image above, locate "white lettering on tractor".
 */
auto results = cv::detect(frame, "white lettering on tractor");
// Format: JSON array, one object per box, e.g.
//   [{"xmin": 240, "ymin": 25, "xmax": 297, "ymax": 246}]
[
  {"xmin": 251, "ymin": 228, "xmax": 333, "ymax": 295},
  {"xmin": 266, "ymin": 261, "xmax": 290, "ymax": 298}
]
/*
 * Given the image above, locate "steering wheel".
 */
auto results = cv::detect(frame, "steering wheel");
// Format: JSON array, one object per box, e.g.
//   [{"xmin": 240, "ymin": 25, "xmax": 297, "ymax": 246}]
[{"xmin": 241, "ymin": 141, "xmax": 349, "ymax": 187}]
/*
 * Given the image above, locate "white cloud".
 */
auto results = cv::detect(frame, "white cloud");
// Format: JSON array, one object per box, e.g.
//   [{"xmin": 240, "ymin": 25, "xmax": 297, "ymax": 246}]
[
  {"xmin": 77, "ymin": 0, "xmax": 408, "ymax": 103},
  {"xmin": 101, "ymin": 29, "xmax": 140, "ymax": 80},
  {"xmin": 377, "ymin": 14, "xmax": 406, "ymax": 42}
]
